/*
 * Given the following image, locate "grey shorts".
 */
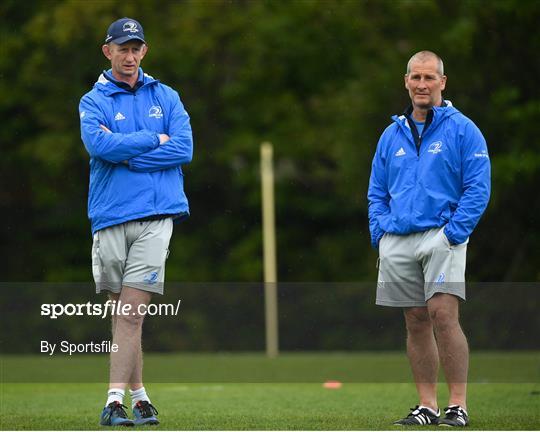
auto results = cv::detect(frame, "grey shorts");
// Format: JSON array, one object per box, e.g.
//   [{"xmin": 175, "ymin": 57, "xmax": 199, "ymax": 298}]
[
  {"xmin": 376, "ymin": 227, "xmax": 468, "ymax": 307},
  {"xmin": 91, "ymin": 218, "xmax": 173, "ymax": 295}
]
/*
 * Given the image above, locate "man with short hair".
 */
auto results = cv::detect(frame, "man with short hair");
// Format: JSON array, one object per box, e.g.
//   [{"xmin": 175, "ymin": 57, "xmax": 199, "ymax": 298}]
[
  {"xmin": 79, "ymin": 17, "xmax": 193, "ymax": 426},
  {"xmin": 367, "ymin": 51, "xmax": 490, "ymax": 427}
]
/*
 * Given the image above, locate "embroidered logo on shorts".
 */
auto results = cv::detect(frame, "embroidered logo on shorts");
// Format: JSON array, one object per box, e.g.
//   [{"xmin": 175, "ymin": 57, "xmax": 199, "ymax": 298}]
[
  {"xmin": 436, "ymin": 272, "xmax": 446, "ymax": 284},
  {"xmin": 144, "ymin": 272, "xmax": 158, "ymax": 284}
]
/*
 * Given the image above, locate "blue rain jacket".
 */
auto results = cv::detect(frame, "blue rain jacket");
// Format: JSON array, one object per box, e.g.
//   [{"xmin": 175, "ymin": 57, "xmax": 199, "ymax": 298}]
[
  {"xmin": 79, "ymin": 68, "xmax": 193, "ymax": 234},
  {"xmin": 367, "ymin": 102, "xmax": 490, "ymax": 248}
]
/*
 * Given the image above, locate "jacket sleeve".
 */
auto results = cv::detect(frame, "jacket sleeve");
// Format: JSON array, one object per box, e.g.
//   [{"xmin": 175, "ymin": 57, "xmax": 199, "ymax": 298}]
[
  {"xmin": 444, "ymin": 121, "xmax": 491, "ymax": 245},
  {"xmin": 128, "ymin": 91, "xmax": 193, "ymax": 173},
  {"xmin": 367, "ymin": 132, "xmax": 391, "ymax": 249},
  {"xmin": 79, "ymin": 95, "xmax": 160, "ymax": 164}
]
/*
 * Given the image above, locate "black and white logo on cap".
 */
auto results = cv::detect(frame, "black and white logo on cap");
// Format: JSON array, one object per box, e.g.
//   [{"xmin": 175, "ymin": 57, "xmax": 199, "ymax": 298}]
[{"xmin": 122, "ymin": 21, "xmax": 139, "ymax": 33}]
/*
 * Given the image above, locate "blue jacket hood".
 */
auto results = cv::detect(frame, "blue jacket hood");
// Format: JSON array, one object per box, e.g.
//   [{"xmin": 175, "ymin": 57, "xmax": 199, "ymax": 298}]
[
  {"xmin": 93, "ymin": 68, "xmax": 159, "ymax": 96},
  {"xmin": 391, "ymin": 101, "xmax": 460, "ymax": 137}
]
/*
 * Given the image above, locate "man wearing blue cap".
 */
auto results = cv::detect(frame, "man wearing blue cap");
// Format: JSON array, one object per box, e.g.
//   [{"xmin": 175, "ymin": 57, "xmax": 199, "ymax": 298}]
[{"xmin": 79, "ymin": 17, "xmax": 193, "ymax": 426}]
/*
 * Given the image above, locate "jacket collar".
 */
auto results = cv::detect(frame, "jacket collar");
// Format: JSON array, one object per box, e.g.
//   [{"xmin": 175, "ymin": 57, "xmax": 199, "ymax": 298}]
[
  {"xmin": 395, "ymin": 100, "xmax": 454, "ymax": 148},
  {"xmin": 102, "ymin": 69, "xmax": 145, "ymax": 92},
  {"xmin": 95, "ymin": 68, "xmax": 158, "ymax": 95},
  {"xmin": 402, "ymin": 99, "xmax": 449, "ymax": 118}
]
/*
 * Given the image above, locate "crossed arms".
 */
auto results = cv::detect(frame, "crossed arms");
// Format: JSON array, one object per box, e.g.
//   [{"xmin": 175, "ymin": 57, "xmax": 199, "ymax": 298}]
[{"xmin": 79, "ymin": 92, "xmax": 193, "ymax": 173}]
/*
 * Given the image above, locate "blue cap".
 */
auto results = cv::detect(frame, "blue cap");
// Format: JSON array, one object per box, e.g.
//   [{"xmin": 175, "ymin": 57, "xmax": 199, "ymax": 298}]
[{"xmin": 105, "ymin": 18, "xmax": 146, "ymax": 45}]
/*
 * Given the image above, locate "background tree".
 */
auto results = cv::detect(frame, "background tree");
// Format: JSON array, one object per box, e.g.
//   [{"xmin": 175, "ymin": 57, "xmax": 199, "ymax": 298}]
[{"xmin": 1, "ymin": 0, "xmax": 538, "ymax": 350}]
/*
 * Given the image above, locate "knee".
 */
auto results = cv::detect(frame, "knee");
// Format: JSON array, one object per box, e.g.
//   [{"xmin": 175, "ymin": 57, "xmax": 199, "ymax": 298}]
[
  {"xmin": 404, "ymin": 308, "xmax": 432, "ymax": 334},
  {"xmin": 429, "ymin": 307, "xmax": 458, "ymax": 333},
  {"xmin": 115, "ymin": 309, "xmax": 145, "ymax": 329}
]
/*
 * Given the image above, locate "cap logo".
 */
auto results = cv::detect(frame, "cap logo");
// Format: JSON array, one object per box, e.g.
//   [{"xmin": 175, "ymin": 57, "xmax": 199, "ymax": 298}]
[{"xmin": 122, "ymin": 21, "xmax": 139, "ymax": 33}]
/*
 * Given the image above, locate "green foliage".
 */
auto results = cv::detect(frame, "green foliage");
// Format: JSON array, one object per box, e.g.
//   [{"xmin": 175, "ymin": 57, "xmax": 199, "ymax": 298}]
[{"xmin": 1, "ymin": 1, "xmax": 539, "ymax": 348}]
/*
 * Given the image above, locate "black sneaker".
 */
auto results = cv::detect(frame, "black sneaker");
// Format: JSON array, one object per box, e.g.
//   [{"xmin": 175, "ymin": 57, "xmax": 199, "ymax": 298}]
[
  {"xmin": 132, "ymin": 400, "xmax": 159, "ymax": 425},
  {"xmin": 100, "ymin": 401, "xmax": 134, "ymax": 427},
  {"xmin": 439, "ymin": 405, "xmax": 469, "ymax": 427},
  {"xmin": 394, "ymin": 405, "xmax": 440, "ymax": 426}
]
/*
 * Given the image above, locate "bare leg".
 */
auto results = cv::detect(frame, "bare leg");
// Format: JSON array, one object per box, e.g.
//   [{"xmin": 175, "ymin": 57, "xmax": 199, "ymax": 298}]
[
  {"xmin": 108, "ymin": 292, "xmax": 143, "ymax": 391},
  {"xmin": 108, "ymin": 292, "xmax": 120, "ymax": 391},
  {"xmin": 428, "ymin": 293, "xmax": 468, "ymax": 409},
  {"xmin": 109, "ymin": 292, "xmax": 120, "ymax": 338},
  {"xmin": 109, "ymin": 287, "xmax": 151, "ymax": 390},
  {"xmin": 128, "ymin": 338, "xmax": 143, "ymax": 391},
  {"xmin": 404, "ymin": 307, "xmax": 439, "ymax": 411}
]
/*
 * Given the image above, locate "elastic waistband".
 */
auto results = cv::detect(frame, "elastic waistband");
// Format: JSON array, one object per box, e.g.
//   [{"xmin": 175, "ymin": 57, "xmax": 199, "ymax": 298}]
[{"xmin": 134, "ymin": 214, "xmax": 174, "ymax": 222}]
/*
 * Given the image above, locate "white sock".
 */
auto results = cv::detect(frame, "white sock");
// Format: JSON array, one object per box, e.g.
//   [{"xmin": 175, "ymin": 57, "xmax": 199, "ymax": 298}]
[
  {"xmin": 106, "ymin": 388, "xmax": 125, "ymax": 407},
  {"xmin": 130, "ymin": 386, "xmax": 151, "ymax": 409}
]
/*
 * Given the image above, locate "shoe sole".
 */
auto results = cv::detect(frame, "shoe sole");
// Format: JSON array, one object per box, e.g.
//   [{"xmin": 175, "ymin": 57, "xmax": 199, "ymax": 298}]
[
  {"xmin": 394, "ymin": 420, "xmax": 440, "ymax": 426},
  {"xmin": 134, "ymin": 420, "xmax": 159, "ymax": 426}
]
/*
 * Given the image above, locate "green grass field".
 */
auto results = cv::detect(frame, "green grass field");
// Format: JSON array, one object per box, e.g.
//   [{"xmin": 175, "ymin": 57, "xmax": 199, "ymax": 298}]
[{"xmin": 2, "ymin": 352, "xmax": 539, "ymax": 430}]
